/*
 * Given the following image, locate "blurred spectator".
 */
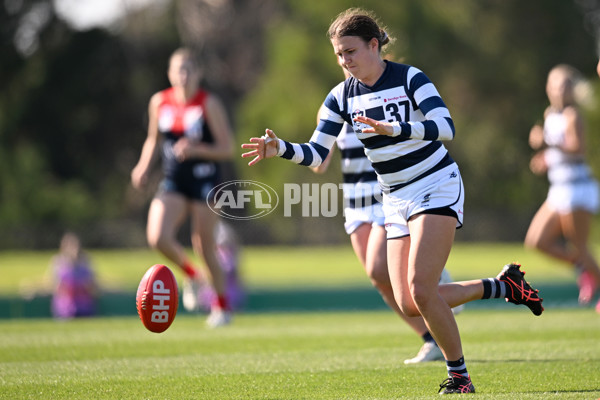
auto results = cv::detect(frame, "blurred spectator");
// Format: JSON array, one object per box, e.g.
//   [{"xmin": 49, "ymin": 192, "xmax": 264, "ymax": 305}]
[{"xmin": 50, "ymin": 232, "xmax": 98, "ymax": 319}]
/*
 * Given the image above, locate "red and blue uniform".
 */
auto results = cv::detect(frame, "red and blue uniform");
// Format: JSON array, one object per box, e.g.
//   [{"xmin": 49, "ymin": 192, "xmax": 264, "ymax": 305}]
[{"xmin": 157, "ymin": 88, "xmax": 220, "ymax": 201}]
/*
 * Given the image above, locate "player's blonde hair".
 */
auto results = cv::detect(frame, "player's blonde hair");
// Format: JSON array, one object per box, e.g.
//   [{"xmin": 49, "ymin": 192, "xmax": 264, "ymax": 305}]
[{"xmin": 550, "ymin": 64, "xmax": 593, "ymax": 108}]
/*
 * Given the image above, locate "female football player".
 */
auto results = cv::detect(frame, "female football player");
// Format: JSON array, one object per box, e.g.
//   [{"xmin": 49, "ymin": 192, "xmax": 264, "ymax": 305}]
[
  {"xmin": 131, "ymin": 48, "xmax": 234, "ymax": 327},
  {"xmin": 242, "ymin": 8, "xmax": 544, "ymax": 393},
  {"xmin": 311, "ymin": 65, "xmax": 463, "ymax": 364},
  {"xmin": 525, "ymin": 64, "xmax": 600, "ymax": 312}
]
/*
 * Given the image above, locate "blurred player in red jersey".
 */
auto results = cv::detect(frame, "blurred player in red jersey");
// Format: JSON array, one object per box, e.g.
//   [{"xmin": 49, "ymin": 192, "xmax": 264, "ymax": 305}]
[{"xmin": 131, "ymin": 48, "xmax": 235, "ymax": 327}]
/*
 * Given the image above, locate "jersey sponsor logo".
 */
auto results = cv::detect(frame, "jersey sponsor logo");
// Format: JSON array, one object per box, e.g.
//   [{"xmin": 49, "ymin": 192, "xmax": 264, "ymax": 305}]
[{"xmin": 384, "ymin": 95, "xmax": 408, "ymax": 102}]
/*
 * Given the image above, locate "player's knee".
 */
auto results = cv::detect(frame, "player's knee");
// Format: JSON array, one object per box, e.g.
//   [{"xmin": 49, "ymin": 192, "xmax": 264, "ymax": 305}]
[
  {"xmin": 146, "ymin": 234, "xmax": 158, "ymax": 249},
  {"xmin": 396, "ymin": 296, "xmax": 420, "ymax": 317},
  {"xmin": 410, "ymin": 283, "xmax": 433, "ymax": 311},
  {"xmin": 399, "ymin": 303, "xmax": 420, "ymax": 317},
  {"xmin": 366, "ymin": 264, "xmax": 389, "ymax": 286},
  {"xmin": 147, "ymin": 234, "xmax": 168, "ymax": 251}
]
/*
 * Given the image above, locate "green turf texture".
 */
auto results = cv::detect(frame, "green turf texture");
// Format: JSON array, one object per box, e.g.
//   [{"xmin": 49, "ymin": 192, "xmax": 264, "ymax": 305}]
[
  {"xmin": 1, "ymin": 244, "xmax": 599, "ymax": 398},
  {"xmin": 0, "ymin": 309, "xmax": 599, "ymax": 399}
]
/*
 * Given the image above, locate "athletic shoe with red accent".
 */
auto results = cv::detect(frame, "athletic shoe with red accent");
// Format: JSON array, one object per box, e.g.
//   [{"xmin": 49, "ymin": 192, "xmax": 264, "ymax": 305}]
[
  {"xmin": 438, "ymin": 373, "xmax": 475, "ymax": 394},
  {"xmin": 497, "ymin": 263, "xmax": 544, "ymax": 316},
  {"xmin": 576, "ymin": 268, "xmax": 597, "ymax": 305}
]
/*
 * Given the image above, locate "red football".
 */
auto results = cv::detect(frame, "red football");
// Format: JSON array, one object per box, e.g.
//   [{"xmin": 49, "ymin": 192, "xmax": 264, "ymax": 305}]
[{"xmin": 136, "ymin": 264, "xmax": 179, "ymax": 333}]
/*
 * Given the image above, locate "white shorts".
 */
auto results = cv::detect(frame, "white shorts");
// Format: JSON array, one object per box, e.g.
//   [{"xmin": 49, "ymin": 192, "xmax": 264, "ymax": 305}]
[
  {"xmin": 344, "ymin": 203, "xmax": 385, "ymax": 235},
  {"xmin": 547, "ymin": 179, "xmax": 599, "ymax": 214},
  {"xmin": 383, "ymin": 164, "xmax": 464, "ymax": 239}
]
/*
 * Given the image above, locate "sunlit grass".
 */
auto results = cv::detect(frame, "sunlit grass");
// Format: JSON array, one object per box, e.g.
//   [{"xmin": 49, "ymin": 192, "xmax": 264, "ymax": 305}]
[{"xmin": 0, "ymin": 309, "xmax": 598, "ymax": 399}]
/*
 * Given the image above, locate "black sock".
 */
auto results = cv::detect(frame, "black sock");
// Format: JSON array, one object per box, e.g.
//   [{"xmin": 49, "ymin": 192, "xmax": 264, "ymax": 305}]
[
  {"xmin": 422, "ymin": 331, "xmax": 437, "ymax": 345},
  {"xmin": 445, "ymin": 356, "xmax": 469, "ymax": 378}
]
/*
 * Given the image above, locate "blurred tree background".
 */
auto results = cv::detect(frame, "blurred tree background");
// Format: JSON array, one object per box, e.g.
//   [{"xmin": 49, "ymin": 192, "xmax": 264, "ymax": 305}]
[{"xmin": 1, "ymin": 0, "xmax": 599, "ymax": 248}]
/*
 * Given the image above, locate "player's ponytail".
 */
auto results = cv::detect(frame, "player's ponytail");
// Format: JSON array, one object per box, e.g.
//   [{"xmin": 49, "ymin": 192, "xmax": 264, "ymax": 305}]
[{"xmin": 380, "ymin": 30, "xmax": 390, "ymax": 47}]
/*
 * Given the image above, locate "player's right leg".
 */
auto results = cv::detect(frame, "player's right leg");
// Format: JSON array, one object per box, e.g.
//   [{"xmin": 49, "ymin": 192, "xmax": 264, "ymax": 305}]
[
  {"xmin": 348, "ymin": 223, "xmax": 442, "ymax": 363},
  {"xmin": 358, "ymin": 224, "xmax": 399, "ymax": 312},
  {"xmin": 496, "ymin": 263, "xmax": 544, "ymax": 316},
  {"xmin": 393, "ymin": 214, "xmax": 475, "ymax": 393},
  {"xmin": 147, "ymin": 192, "xmax": 203, "ymax": 311},
  {"xmin": 190, "ymin": 203, "xmax": 231, "ymax": 327},
  {"xmin": 560, "ymin": 209, "xmax": 600, "ymax": 305},
  {"xmin": 147, "ymin": 191, "xmax": 191, "ymax": 269},
  {"xmin": 525, "ymin": 202, "xmax": 574, "ymax": 263}
]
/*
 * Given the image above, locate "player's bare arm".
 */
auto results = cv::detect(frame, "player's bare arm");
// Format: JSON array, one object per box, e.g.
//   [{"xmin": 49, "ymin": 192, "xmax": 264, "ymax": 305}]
[{"xmin": 131, "ymin": 92, "xmax": 162, "ymax": 189}]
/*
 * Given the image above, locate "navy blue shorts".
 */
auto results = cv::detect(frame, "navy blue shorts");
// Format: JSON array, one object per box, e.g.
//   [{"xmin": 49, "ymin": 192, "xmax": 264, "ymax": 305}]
[{"xmin": 158, "ymin": 175, "xmax": 219, "ymax": 203}]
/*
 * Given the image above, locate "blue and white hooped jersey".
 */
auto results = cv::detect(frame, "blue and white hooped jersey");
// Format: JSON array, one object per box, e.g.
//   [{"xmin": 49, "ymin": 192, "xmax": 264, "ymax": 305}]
[
  {"xmin": 337, "ymin": 123, "xmax": 380, "ymax": 209},
  {"xmin": 277, "ymin": 61, "xmax": 456, "ymax": 193},
  {"xmin": 543, "ymin": 110, "xmax": 593, "ymax": 185}
]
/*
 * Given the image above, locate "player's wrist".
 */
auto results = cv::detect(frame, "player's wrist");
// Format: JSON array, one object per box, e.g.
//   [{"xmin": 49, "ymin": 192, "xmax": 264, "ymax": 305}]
[
  {"xmin": 391, "ymin": 121, "xmax": 402, "ymax": 137},
  {"xmin": 276, "ymin": 139, "xmax": 285, "ymax": 156}
]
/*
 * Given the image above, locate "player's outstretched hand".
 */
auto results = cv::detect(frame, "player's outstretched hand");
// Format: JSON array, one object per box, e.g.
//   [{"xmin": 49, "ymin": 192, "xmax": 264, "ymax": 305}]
[
  {"xmin": 354, "ymin": 115, "xmax": 394, "ymax": 136},
  {"xmin": 241, "ymin": 129, "xmax": 279, "ymax": 166}
]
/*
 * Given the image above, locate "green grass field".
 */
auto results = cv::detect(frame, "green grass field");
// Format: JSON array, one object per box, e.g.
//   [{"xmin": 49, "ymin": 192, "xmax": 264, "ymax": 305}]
[
  {"xmin": 0, "ymin": 309, "xmax": 598, "ymax": 399},
  {"xmin": 0, "ymin": 244, "xmax": 599, "ymax": 399}
]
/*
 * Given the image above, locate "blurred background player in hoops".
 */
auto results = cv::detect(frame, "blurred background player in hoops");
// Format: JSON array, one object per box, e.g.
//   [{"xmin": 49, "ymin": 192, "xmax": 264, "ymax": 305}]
[
  {"xmin": 131, "ymin": 47, "xmax": 235, "ymax": 327},
  {"xmin": 242, "ymin": 8, "xmax": 544, "ymax": 393},
  {"xmin": 525, "ymin": 64, "xmax": 600, "ymax": 313}
]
